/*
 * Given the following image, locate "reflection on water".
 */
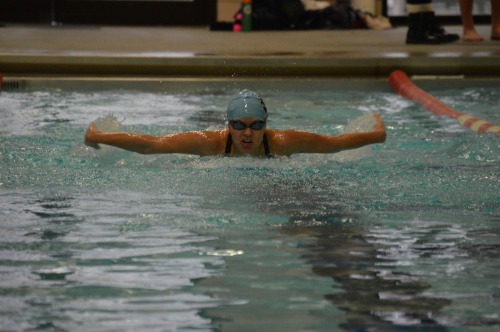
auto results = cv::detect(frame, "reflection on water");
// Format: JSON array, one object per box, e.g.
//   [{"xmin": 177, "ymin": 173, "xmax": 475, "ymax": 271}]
[
  {"xmin": 0, "ymin": 190, "xmax": 224, "ymax": 331},
  {"xmin": 281, "ymin": 210, "xmax": 500, "ymax": 331},
  {"xmin": 284, "ymin": 216, "xmax": 450, "ymax": 331}
]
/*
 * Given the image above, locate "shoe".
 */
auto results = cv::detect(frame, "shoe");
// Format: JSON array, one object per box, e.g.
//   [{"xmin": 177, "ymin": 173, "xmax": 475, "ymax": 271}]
[
  {"xmin": 406, "ymin": 12, "xmax": 440, "ymax": 44},
  {"xmin": 406, "ymin": 12, "xmax": 459, "ymax": 44},
  {"xmin": 425, "ymin": 12, "xmax": 459, "ymax": 43}
]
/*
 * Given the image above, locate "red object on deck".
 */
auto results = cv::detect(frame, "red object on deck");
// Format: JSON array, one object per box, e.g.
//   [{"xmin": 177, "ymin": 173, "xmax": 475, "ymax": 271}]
[{"xmin": 388, "ymin": 70, "xmax": 500, "ymax": 135}]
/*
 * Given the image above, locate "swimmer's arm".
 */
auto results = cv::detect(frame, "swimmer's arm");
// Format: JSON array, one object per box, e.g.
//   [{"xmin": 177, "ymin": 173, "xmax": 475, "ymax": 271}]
[
  {"xmin": 84, "ymin": 122, "xmax": 224, "ymax": 156},
  {"xmin": 326, "ymin": 113, "xmax": 387, "ymax": 152},
  {"xmin": 274, "ymin": 114, "xmax": 387, "ymax": 155}
]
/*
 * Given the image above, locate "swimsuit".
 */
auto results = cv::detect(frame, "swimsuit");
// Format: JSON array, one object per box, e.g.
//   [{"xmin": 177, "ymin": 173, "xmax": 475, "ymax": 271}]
[{"xmin": 224, "ymin": 134, "xmax": 273, "ymax": 158}]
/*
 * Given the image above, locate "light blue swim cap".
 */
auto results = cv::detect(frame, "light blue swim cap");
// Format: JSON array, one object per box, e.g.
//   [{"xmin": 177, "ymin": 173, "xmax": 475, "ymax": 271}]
[{"xmin": 227, "ymin": 89, "xmax": 268, "ymax": 121}]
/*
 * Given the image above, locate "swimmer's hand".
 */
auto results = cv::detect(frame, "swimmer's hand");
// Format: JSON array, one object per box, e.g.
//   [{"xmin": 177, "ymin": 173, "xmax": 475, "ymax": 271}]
[
  {"xmin": 84, "ymin": 122, "xmax": 101, "ymax": 149},
  {"xmin": 372, "ymin": 113, "xmax": 386, "ymax": 131},
  {"xmin": 371, "ymin": 113, "xmax": 387, "ymax": 143}
]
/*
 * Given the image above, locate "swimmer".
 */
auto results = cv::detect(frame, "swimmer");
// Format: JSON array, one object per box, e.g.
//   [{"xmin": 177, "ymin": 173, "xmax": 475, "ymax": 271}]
[{"xmin": 84, "ymin": 89, "xmax": 386, "ymax": 157}]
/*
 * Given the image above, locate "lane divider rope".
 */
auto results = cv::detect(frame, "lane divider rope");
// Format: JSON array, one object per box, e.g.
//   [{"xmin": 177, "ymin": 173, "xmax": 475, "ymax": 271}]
[{"xmin": 388, "ymin": 70, "xmax": 500, "ymax": 135}]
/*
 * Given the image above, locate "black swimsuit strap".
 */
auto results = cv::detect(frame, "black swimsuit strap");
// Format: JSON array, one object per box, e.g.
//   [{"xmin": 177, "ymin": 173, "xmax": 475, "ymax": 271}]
[
  {"xmin": 224, "ymin": 133, "xmax": 233, "ymax": 156},
  {"xmin": 224, "ymin": 134, "xmax": 273, "ymax": 158},
  {"xmin": 263, "ymin": 134, "xmax": 272, "ymax": 158}
]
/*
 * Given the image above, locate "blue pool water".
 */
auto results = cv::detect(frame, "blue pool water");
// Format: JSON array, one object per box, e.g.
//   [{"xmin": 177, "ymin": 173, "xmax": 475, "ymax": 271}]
[{"xmin": 0, "ymin": 78, "xmax": 499, "ymax": 331}]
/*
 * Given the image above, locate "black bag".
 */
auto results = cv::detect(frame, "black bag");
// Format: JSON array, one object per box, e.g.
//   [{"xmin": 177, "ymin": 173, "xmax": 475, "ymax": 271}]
[
  {"xmin": 302, "ymin": 3, "xmax": 367, "ymax": 30},
  {"xmin": 251, "ymin": 0, "xmax": 306, "ymax": 30},
  {"xmin": 231, "ymin": 0, "xmax": 366, "ymax": 31}
]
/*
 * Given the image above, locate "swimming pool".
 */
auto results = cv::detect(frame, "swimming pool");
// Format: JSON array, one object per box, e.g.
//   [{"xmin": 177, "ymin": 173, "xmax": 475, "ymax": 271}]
[{"xmin": 1, "ymin": 78, "xmax": 499, "ymax": 331}]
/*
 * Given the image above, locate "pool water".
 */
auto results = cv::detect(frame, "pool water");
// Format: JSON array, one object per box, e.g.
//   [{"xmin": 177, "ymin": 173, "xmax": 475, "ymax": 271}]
[{"xmin": 0, "ymin": 79, "xmax": 499, "ymax": 331}]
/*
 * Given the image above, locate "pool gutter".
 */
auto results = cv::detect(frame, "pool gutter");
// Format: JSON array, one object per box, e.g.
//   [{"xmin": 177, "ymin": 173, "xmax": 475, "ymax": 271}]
[{"xmin": 1, "ymin": 53, "xmax": 500, "ymax": 78}]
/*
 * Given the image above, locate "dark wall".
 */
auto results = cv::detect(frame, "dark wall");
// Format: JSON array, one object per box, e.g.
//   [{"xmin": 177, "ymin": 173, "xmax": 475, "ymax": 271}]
[{"xmin": 0, "ymin": 0, "xmax": 217, "ymax": 26}]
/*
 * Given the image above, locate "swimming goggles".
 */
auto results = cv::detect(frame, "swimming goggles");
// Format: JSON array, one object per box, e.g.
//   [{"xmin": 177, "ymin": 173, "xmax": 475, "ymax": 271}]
[{"xmin": 230, "ymin": 120, "xmax": 266, "ymax": 130}]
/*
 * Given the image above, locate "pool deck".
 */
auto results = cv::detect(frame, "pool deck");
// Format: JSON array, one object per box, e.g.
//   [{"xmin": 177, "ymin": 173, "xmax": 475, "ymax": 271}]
[{"xmin": 0, "ymin": 24, "xmax": 499, "ymax": 78}]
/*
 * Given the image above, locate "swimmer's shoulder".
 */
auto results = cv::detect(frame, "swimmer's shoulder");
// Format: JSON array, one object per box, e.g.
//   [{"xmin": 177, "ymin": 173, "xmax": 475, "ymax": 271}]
[
  {"xmin": 265, "ymin": 129, "xmax": 305, "ymax": 156},
  {"xmin": 195, "ymin": 129, "xmax": 228, "ymax": 156}
]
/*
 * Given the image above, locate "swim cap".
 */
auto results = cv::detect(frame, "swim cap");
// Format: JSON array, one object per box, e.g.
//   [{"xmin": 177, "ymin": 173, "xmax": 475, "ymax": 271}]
[{"xmin": 227, "ymin": 89, "xmax": 268, "ymax": 121}]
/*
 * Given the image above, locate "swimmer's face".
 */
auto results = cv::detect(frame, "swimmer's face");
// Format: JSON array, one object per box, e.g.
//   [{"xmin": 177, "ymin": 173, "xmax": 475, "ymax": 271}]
[{"xmin": 228, "ymin": 117, "xmax": 266, "ymax": 156}]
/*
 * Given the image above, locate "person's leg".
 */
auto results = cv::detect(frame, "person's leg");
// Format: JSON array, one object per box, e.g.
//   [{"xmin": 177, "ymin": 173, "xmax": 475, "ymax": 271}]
[
  {"xmin": 460, "ymin": 0, "xmax": 483, "ymax": 41},
  {"xmin": 491, "ymin": 0, "xmax": 500, "ymax": 40},
  {"xmin": 406, "ymin": 0, "xmax": 459, "ymax": 44},
  {"xmin": 406, "ymin": 0, "xmax": 433, "ymax": 14}
]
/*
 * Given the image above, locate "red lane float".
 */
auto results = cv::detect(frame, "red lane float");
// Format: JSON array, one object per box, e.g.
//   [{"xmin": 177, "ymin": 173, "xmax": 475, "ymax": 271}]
[{"xmin": 388, "ymin": 70, "xmax": 500, "ymax": 135}]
